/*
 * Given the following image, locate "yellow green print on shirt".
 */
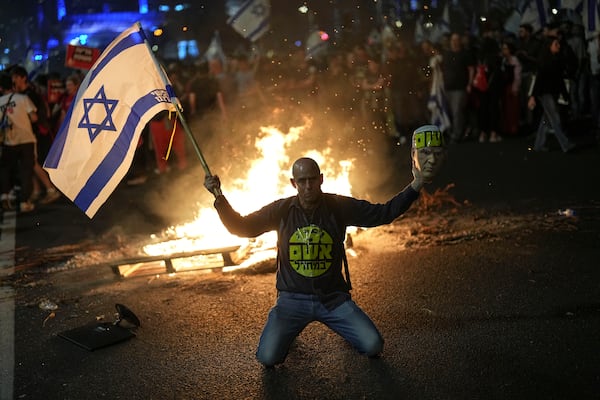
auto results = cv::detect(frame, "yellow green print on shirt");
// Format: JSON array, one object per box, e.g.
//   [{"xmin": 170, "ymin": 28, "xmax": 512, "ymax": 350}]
[{"xmin": 289, "ymin": 225, "xmax": 334, "ymax": 277}]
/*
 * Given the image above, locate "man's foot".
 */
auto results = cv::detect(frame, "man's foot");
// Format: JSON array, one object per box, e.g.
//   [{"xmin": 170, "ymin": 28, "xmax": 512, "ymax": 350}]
[{"xmin": 1, "ymin": 194, "xmax": 13, "ymax": 210}]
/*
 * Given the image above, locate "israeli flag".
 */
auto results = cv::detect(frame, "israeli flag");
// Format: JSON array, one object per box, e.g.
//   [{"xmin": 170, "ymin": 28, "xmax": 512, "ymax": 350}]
[
  {"xmin": 430, "ymin": 3, "xmax": 451, "ymax": 44},
  {"xmin": 414, "ymin": 15, "xmax": 425, "ymax": 44},
  {"xmin": 427, "ymin": 54, "xmax": 451, "ymax": 134},
  {"xmin": 583, "ymin": 0, "xmax": 600, "ymax": 39},
  {"xmin": 43, "ymin": 23, "xmax": 175, "ymax": 218},
  {"xmin": 558, "ymin": 0, "xmax": 583, "ymax": 10},
  {"xmin": 227, "ymin": 0, "xmax": 270, "ymax": 42},
  {"xmin": 519, "ymin": 0, "xmax": 549, "ymax": 32},
  {"xmin": 203, "ymin": 30, "xmax": 227, "ymax": 65}
]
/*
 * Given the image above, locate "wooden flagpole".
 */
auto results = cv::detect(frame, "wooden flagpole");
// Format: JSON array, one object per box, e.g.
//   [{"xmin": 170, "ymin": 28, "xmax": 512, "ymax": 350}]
[{"xmin": 138, "ymin": 22, "xmax": 222, "ymax": 197}]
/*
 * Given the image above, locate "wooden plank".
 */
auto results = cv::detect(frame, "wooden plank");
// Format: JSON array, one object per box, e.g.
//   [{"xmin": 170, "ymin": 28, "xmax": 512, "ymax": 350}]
[
  {"xmin": 108, "ymin": 245, "xmax": 241, "ymax": 277},
  {"xmin": 112, "ymin": 245, "xmax": 240, "ymax": 266}
]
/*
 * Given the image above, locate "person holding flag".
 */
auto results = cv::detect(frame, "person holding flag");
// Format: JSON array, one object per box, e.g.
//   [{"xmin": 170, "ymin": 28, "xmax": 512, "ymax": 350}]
[{"xmin": 203, "ymin": 125, "xmax": 446, "ymax": 367}]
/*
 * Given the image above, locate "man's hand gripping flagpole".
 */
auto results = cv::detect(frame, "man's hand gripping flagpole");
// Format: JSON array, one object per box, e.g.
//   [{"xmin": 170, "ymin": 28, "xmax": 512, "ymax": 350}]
[{"xmin": 139, "ymin": 22, "xmax": 222, "ymax": 198}]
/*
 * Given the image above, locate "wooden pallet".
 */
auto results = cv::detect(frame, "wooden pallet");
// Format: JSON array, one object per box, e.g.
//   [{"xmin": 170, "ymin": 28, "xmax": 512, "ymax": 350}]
[{"xmin": 108, "ymin": 245, "xmax": 241, "ymax": 277}]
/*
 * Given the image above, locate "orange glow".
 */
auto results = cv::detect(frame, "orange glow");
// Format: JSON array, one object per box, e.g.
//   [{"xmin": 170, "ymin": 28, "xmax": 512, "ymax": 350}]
[{"xmin": 143, "ymin": 122, "xmax": 355, "ymax": 271}]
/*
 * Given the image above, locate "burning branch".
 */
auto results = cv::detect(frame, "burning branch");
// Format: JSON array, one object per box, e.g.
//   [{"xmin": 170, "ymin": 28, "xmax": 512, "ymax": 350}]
[{"xmin": 415, "ymin": 183, "xmax": 464, "ymax": 213}]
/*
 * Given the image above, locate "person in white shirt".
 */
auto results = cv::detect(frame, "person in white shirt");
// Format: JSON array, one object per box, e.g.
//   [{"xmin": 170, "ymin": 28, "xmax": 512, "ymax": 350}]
[{"xmin": 0, "ymin": 73, "xmax": 38, "ymax": 212}]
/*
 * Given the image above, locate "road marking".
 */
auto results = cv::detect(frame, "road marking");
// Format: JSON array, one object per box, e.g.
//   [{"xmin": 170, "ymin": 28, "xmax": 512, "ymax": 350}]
[{"xmin": 0, "ymin": 210, "xmax": 16, "ymax": 400}]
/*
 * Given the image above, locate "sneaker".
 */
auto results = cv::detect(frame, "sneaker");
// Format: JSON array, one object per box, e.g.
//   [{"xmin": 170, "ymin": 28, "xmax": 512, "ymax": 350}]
[
  {"xmin": 1, "ymin": 194, "xmax": 13, "ymax": 210},
  {"xmin": 563, "ymin": 143, "xmax": 577, "ymax": 153},
  {"xmin": 489, "ymin": 132, "xmax": 502, "ymax": 143},
  {"xmin": 40, "ymin": 188, "xmax": 61, "ymax": 204},
  {"xmin": 19, "ymin": 201, "xmax": 35, "ymax": 213}
]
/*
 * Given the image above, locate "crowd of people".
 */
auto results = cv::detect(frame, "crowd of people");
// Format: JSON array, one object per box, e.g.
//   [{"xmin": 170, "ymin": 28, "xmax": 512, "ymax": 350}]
[
  {"xmin": 1, "ymin": 18, "xmax": 597, "ymax": 212},
  {"xmin": 0, "ymin": 67, "xmax": 66, "ymax": 213},
  {"xmin": 149, "ymin": 18, "xmax": 596, "ymax": 155}
]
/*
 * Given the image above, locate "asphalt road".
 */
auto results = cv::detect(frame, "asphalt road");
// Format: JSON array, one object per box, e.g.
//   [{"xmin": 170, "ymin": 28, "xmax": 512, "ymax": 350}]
[{"xmin": 2, "ymin": 131, "xmax": 600, "ymax": 400}]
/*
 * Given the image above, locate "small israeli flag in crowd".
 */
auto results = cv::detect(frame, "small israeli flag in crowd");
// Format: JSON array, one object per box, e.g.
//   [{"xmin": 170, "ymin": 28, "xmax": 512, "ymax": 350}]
[
  {"xmin": 227, "ymin": 0, "xmax": 270, "ymax": 42},
  {"xmin": 583, "ymin": 0, "xmax": 600, "ymax": 39},
  {"xmin": 519, "ymin": 0, "xmax": 549, "ymax": 32},
  {"xmin": 44, "ymin": 23, "xmax": 175, "ymax": 218}
]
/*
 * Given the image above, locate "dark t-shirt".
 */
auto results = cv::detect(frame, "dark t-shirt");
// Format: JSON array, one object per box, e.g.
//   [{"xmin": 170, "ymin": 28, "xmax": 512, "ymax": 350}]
[
  {"xmin": 442, "ymin": 49, "xmax": 475, "ymax": 91},
  {"xmin": 213, "ymin": 186, "xmax": 419, "ymax": 299}
]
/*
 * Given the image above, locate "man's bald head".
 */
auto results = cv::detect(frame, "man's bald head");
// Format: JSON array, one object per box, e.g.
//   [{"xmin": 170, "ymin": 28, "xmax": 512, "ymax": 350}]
[
  {"xmin": 290, "ymin": 158, "xmax": 323, "ymax": 210},
  {"xmin": 292, "ymin": 157, "xmax": 321, "ymax": 178}
]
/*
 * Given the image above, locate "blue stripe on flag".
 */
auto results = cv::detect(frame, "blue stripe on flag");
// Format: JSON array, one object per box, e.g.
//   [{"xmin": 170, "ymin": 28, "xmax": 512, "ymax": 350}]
[
  {"xmin": 247, "ymin": 17, "xmax": 270, "ymax": 41},
  {"xmin": 44, "ymin": 96, "xmax": 76, "ymax": 168},
  {"xmin": 536, "ymin": 0, "xmax": 547, "ymax": 27},
  {"xmin": 597, "ymin": 0, "xmax": 600, "ymax": 30},
  {"xmin": 44, "ymin": 30, "xmax": 144, "ymax": 169},
  {"xmin": 88, "ymin": 32, "xmax": 144, "ymax": 84},
  {"xmin": 228, "ymin": 0, "xmax": 254, "ymax": 24},
  {"xmin": 73, "ymin": 92, "xmax": 160, "ymax": 213},
  {"xmin": 307, "ymin": 39, "xmax": 327, "ymax": 58}
]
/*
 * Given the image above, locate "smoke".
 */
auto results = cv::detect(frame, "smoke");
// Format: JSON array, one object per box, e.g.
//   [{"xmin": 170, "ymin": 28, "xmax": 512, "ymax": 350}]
[
  {"xmin": 187, "ymin": 100, "xmax": 413, "ymax": 203},
  {"xmin": 113, "ymin": 98, "xmax": 415, "ymax": 242}
]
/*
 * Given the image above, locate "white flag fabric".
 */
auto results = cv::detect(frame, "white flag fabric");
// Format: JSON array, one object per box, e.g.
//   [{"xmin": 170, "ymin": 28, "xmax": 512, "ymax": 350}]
[
  {"xmin": 43, "ymin": 23, "xmax": 175, "ymax": 218},
  {"xmin": 430, "ymin": 3, "xmax": 451, "ymax": 44},
  {"xmin": 204, "ymin": 30, "xmax": 227, "ymax": 65},
  {"xmin": 427, "ymin": 54, "xmax": 451, "ymax": 134},
  {"xmin": 414, "ymin": 16, "xmax": 425, "ymax": 44},
  {"xmin": 520, "ymin": 0, "xmax": 549, "ymax": 32},
  {"xmin": 583, "ymin": 0, "xmax": 600, "ymax": 39},
  {"xmin": 305, "ymin": 30, "xmax": 329, "ymax": 61},
  {"xmin": 504, "ymin": 10, "xmax": 522, "ymax": 34},
  {"xmin": 227, "ymin": 0, "xmax": 270, "ymax": 42},
  {"xmin": 559, "ymin": 0, "xmax": 583, "ymax": 10}
]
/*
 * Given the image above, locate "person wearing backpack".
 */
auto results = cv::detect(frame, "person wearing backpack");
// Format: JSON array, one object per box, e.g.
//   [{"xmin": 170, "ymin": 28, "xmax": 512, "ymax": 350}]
[
  {"xmin": 204, "ymin": 124, "xmax": 446, "ymax": 368},
  {"xmin": 10, "ymin": 66, "xmax": 61, "ymax": 205},
  {"xmin": 0, "ymin": 73, "xmax": 38, "ymax": 212}
]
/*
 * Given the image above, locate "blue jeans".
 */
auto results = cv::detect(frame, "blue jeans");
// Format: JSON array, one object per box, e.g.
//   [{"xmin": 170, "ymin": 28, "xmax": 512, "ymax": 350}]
[
  {"xmin": 534, "ymin": 94, "xmax": 573, "ymax": 152},
  {"xmin": 256, "ymin": 291, "xmax": 384, "ymax": 367},
  {"xmin": 445, "ymin": 89, "xmax": 468, "ymax": 142}
]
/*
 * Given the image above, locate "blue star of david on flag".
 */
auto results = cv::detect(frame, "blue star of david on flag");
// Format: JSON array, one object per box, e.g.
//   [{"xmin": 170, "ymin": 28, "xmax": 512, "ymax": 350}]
[
  {"xmin": 227, "ymin": 0, "xmax": 270, "ymax": 42},
  {"xmin": 43, "ymin": 23, "xmax": 177, "ymax": 218},
  {"xmin": 78, "ymin": 86, "xmax": 119, "ymax": 141}
]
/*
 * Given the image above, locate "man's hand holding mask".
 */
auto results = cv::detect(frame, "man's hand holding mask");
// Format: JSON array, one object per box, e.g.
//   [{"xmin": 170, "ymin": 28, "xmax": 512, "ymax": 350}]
[{"xmin": 410, "ymin": 124, "xmax": 447, "ymax": 191}]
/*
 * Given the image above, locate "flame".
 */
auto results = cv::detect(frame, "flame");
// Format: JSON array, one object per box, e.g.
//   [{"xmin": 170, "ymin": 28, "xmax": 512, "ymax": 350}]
[{"xmin": 142, "ymin": 121, "xmax": 354, "ymax": 271}]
